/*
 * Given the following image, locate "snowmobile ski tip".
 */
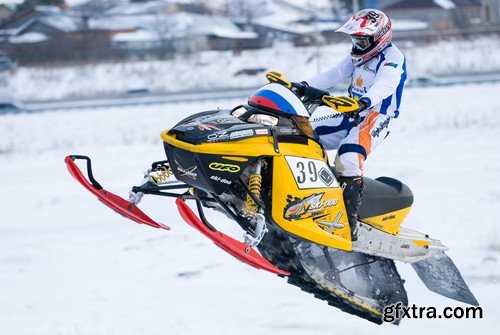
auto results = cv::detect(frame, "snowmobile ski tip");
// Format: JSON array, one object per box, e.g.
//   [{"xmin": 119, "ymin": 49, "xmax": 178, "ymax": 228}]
[{"xmin": 65, "ymin": 155, "xmax": 170, "ymax": 230}]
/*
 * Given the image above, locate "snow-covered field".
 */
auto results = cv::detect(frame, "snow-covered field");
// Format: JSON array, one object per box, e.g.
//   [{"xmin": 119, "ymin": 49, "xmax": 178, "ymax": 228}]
[
  {"xmin": 1, "ymin": 82, "xmax": 499, "ymax": 334},
  {"xmin": 2, "ymin": 36, "xmax": 500, "ymax": 102}
]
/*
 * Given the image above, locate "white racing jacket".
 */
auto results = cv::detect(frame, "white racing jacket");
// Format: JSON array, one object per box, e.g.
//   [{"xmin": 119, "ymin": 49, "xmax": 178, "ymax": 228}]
[{"xmin": 307, "ymin": 44, "xmax": 407, "ymax": 118}]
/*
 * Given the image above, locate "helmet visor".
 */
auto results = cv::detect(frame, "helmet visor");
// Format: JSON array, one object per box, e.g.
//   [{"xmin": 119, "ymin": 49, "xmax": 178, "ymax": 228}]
[{"xmin": 350, "ymin": 35, "xmax": 372, "ymax": 51}]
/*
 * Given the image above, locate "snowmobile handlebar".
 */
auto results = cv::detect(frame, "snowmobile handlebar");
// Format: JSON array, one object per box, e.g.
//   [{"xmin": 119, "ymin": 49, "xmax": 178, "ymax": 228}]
[{"xmin": 265, "ymin": 71, "xmax": 360, "ymax": 113}]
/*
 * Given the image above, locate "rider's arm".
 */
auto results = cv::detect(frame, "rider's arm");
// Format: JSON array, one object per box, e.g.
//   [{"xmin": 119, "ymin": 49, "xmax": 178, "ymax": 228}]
[
  {"xmin": 305, "ymin": 56, "xmax": 354, "ymax": 90},
  {"xmin": 361, "ymin": 50, "xmax": 406, "ymax": 108}
]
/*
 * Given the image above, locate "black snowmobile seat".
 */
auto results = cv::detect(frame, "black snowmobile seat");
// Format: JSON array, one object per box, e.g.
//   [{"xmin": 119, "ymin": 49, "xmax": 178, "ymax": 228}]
[{"xmin": 358, "ymin": 177, "xmax": 414, "ymax": 219}]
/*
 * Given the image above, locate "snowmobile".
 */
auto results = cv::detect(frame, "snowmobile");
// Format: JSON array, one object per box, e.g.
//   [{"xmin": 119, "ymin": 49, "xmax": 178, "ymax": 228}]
[{"xmin": 65, "ymin": 71, "xmax": 478, "ymax": 324}]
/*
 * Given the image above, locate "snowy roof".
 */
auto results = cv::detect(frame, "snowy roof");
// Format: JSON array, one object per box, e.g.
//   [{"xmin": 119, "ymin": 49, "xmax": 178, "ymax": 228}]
[
  {"xmin": 253, "ymin": 19, "xmax": 340, "ymax": 35},
  {"xmin": 181, "ymin": 13, "xmax": 258, "ymax": 39},
  {"xmin": 33, "ymin": 5, "xmax": 66, "ymax": 15},
  {"xmin": 392, "ymin": 19, "xmax": 429, "ymax": 31},
  {"xmin": 37, "ymin": 14, "xmax": 81, "ymax": 32},
  {"xmin": 102, "ymin": 0, "xmax": 206, "ymax": 16},
  {"xmin": 8, "ymin": 31, "xmax": 48, "ymax": 43},
  {"xmin": 92, "ymin": 12, "xmax": 257, "ymax": 39},
  {"xmin": 0, "ymin": 5, "xmax": 81, "ymax": 36},
  {"xmin": 385, "ymin": 0, "xmax": 453, "ymax": 10},
  {"xmin": 244, "ymin": 0, "xmax": 341, "ymax": 36},
  {"xmin": 112, "ymin": 29, "xmax": 159, "ymax": 43},
  {"xmin": 104, "ymin": 0, "xmax": 174, "ymax": 16},
  {"xmin": 434, "ymin": 0, "xmax": 456, "ymax": 9}
]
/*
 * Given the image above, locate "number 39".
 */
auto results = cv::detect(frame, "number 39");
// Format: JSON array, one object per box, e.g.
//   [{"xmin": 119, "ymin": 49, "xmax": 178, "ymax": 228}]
[{"xmin": 296, "ymin": 161, "xmax": 318, "ymax": 184}]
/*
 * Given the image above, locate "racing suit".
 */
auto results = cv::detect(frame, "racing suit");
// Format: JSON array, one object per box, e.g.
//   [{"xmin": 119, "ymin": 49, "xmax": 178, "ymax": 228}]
[{"xmin": 307, "ymin": 43, "xmax": 407, "ymax": 177}]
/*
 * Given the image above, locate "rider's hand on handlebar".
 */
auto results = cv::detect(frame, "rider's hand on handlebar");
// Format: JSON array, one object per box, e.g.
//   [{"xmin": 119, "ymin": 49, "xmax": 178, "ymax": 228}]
[
  {"xmin": 291, "ymin": 81, "xmax": 309, "ymax": 96},
  {"xmin": 347, "ymin": 97, "xmax": 370, "ymax": 126}
]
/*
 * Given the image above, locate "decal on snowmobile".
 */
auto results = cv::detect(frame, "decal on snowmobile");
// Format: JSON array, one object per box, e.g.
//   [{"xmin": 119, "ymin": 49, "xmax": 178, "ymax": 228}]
[
  {"xmin": 285, "ymin": 156, "xmax": 338, "ymax": 189},
  {"xmin": 255, "ymin": 129, "xmax": 270, "ymax": 135},
  {"xmin": 183, "ymin": 121, "xmax": 221, "ymax": 131},
  {"xmin": 228, "ymin": 129, "xmax": 254, "ymax": 139},
  {"xmin": 176, "ymin": 165, "xmax": 198, "ymax": 180},
  {"xmin": 207, "ymin": 131, "xmax": 229, "ymax": 142},
  {"xmin": 207, "ymin": 129, "xmax": 261, "ymax": 143},
  {"xmin": 318, "ymin": 167, "xmax": 334, "ymax": 186},
  {"xmin": 208, "ymin": 162, "xmax": 241, "ymax": 173},
  {"xmin": 315, "ymin": 211, "xmax": 344, "ymax": 233},
  {"xmin": 284, "ymin": 193, "xmax": 339, "ymax": 220},
  {"xmin": 210, "ymin": 175, "xmax": 232, "ymax": 185}
]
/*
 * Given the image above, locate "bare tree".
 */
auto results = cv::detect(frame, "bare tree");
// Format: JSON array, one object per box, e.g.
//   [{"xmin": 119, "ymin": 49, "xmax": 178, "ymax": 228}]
[{"xmin": 152, "ymin": 13, "xmax": 179, "ymax": 60}]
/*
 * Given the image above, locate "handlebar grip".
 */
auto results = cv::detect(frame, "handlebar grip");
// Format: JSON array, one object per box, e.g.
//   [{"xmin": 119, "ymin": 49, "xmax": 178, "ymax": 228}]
[
  {"xmin": 265, "ymin": 71, "xmax": 292, "ymax": 89},
  {"xmin": 322, "ymin": 96, "xmax": 360, "ymax": 113}
]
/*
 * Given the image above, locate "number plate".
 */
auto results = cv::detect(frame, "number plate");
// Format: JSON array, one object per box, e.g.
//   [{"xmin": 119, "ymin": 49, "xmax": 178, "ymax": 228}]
[{"xmin": 285, "ymin": 156, "xmax": 339, "ymax": 189}]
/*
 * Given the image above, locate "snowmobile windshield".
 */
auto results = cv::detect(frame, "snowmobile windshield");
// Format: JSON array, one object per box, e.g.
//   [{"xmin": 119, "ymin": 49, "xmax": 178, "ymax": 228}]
[{"xmin": 290, "ymin": 115, "xmax": 315, "ymax": 139}]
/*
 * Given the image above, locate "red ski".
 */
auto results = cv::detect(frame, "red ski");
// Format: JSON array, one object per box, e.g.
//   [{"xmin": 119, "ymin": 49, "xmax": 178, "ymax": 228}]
[{"xmin": 176, "ymin": 197, "xmax": 289, "ymax": 276}]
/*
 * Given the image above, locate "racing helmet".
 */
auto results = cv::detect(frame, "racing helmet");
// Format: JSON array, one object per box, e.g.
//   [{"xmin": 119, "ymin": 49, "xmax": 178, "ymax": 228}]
[{"xmin": 336, "ymin": 9, "xmax": 392, "ymax": 66}]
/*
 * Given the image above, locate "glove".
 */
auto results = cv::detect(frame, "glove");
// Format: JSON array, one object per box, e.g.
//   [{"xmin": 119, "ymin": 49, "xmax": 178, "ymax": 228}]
[
  {"xmin": 347, "ymin": 97, "xmax": 370, "ymax": 126},
  {"xmin": 291, "ymin": 81, "xmax": 309, "ymax": 96}
]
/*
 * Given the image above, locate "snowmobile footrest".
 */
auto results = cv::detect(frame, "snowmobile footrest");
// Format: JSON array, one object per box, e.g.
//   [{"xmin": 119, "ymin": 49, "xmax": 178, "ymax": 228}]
[
  {"xmin": 176, "ymin": 197, "xmax": 289, "ymax": 276},
  {"xmin": 65, "ymin": 155, "xmax": 170, "ymax": 230}
]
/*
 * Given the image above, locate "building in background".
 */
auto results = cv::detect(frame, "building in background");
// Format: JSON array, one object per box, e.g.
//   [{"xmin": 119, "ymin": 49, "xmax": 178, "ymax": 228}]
[
  {"xmin": 0, "ymin": 4, "xmax": 15, "ymax": 24},
  {"xmin": 481, "ymin": 0, "xmax": 500, "ymax": 24},
  {"xmin": 0, "ymin": 0, "xmax": 498, "ymax": 65}
]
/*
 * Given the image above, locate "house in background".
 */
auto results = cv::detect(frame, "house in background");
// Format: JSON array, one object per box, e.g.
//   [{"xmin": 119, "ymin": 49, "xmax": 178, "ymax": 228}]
[
  {"xmin": 0, "ymin": 0, "xmax": 497, "ymax": 65},
  {"xmin": 383, "ymin": 0, "xmax": 484, "ymax": 32},
  {"xmin": 480, "ymin": 0, "xmax": 500, "ymax": 25},
  {"xmin": 90, "ymin": 1, "xmax": 262, "ymax": 58},
  {"xmin": 0, "ymin": 4, "xmax": 14, "ymax": 24},
  {"xmin": 232, "ymin": 0, "xmax": 341, "ymax": 46},
  {"xmin": 109, "ymin": 12, "xmax": 261, "ymax": 58},
  {"xmin": 0, "ymin": 5, "xmax": 126, "ymax": 63},
  {"xmin": 0, "ymin": 6, "xmax": 81, "ymax": 43}
]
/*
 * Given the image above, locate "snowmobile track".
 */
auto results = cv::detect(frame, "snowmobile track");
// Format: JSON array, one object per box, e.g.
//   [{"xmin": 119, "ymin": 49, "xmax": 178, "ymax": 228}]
[{"xmin": 257, "ymin": 227, "xmax": 385, "ymax": 324}]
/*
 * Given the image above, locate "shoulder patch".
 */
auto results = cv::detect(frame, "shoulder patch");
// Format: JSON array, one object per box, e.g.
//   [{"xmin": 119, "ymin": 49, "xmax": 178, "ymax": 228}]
[{"xmin": 384, "ymin": 62, "xmax": 398, "ymax": 68}]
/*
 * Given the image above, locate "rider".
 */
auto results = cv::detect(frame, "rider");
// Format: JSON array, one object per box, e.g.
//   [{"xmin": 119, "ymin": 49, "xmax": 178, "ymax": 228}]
[{"xmin": 297, "ymin": 9, "xmax": 407, "ymax": 240}]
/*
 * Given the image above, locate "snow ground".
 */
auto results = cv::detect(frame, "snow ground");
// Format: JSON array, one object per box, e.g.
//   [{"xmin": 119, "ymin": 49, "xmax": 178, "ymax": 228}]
[{"xmin": 1, "ymin": 83, "xmax": 500, "ymax": 334}]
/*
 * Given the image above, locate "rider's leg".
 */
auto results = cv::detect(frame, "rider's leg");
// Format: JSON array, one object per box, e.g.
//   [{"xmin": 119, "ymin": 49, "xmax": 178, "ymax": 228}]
[
  {"xmin": 334, "ymin": 112, "xmax": 391, "ymax": 240},
  {"xmin": 311, "ymin": 113, "xmax": 354, "ymax": 150}
]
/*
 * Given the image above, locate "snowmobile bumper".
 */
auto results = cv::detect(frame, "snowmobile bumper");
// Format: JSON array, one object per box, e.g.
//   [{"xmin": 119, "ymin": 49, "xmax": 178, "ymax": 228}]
[
  {"xmin": 175, "ymin": 197, "xmax": 290, "ymax": 276},
  {"xmin": 64, "ymin": 155, "xmax": 170, "ymax": 230}
]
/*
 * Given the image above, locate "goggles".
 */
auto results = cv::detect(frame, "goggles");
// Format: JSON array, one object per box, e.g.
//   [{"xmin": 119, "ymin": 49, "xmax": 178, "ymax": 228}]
[{"xmin": 351, "ymin": 35, "xmax": 372, "ymax": 51}]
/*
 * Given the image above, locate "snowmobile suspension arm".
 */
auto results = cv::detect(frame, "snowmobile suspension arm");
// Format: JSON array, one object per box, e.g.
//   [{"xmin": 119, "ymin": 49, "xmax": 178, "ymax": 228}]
[{"xmin": 130, "ymin": 183, "xmax": 190, "ymax": 198}]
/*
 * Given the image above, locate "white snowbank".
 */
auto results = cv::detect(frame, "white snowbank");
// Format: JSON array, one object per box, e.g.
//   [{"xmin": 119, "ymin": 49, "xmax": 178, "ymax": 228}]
[{"xmin": 2, "ymin": 37, "xmax": 500, "ymax": 102}]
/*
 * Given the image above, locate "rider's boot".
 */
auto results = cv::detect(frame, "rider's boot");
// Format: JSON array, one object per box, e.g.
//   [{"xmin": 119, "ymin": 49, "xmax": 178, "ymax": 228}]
[{"xmin": 338, "ymin": 176, "xmax": 364, "ymax": 241}]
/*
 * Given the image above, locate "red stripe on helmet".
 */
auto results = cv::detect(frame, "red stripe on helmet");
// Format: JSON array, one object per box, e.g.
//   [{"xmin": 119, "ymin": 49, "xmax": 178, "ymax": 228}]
[{"xmin": 248, "ymin": 95, "xmax": 280, "ymax": 111}]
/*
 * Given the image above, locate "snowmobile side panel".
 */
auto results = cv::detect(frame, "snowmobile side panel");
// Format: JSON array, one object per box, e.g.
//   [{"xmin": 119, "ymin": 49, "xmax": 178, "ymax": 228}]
[
  {"xmin": 270, "ymin": 149, "xmax": 352, "ymax": 251},
  {"xmin": 175, "ymin": 197, "xmax": 289, "ymax": 276},
  {"xmin": 359, "ymin": 207, "xmax": 411, "ymax": 236},
  {"xmin": 65, "ymin": 156, "xmax": 170, "ymax": 230},
  {"xmin": 412, "ymin": 251, "xmax": 478, "ymax": 306}
]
